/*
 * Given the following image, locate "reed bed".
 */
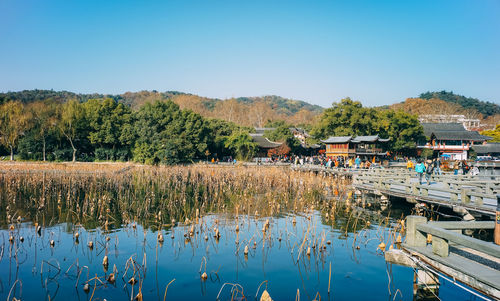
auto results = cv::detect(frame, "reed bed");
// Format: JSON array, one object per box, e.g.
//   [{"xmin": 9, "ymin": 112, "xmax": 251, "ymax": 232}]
[
  {"xmin": 0, "ymin": 163, "xmax": 409, "ymax": 300},
  {"xmin": 0, "ymin": 163, "xmax": 353, "ymax": 229}
]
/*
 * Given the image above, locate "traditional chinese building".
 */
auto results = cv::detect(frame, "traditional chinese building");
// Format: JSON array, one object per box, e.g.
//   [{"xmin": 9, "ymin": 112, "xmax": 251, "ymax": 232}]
[
  {"xmin": 249, "ymin": 133, "xmax": 282, "ymax": 157},
  {"xmin": 471, "ymin": 143, "xmax": 500, "ymax": 159},
  {"xmin": 419, "ymin": 123, "xmax": 491, "ymax": 160},
  {"xmin": 321, "ymin": 135, "xmax": 389, "ymax": 158}
]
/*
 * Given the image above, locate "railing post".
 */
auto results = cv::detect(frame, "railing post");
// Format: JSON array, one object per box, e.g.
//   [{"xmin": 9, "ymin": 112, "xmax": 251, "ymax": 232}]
[
  {"xmin": 476, "ymin": 196, "xmax": 483, "ymax": 206},
  {"xmin": 421, "ymin": 186, "xmax": 428, "ymax": 197},
  {"xmin": 461, "ymin": 188, "xmax": 470, "ymax": 204},
  {"xmin": 411, "ymin": 183, "xmax": 418, "ymax": 195},
  {"xmin": 495, "ymin": 195, "xmax": 500, "ymax": 245},
  {"xmin": 432, "ymin": 236, "xmax": 449, "ymax": 257},
  {"xmin": 485, "ymin": 184, "xmax": 493, "ymax": 195},
  {"xmin": 406, "ymin": 216, "xmax": 427, "ymax": 247}
]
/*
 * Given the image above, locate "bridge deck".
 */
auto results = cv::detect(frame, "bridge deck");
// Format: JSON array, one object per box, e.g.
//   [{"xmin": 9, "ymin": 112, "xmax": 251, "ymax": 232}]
[{"xmin": 292, "ymin": 165, "xmax": 499, "ymax": 216}]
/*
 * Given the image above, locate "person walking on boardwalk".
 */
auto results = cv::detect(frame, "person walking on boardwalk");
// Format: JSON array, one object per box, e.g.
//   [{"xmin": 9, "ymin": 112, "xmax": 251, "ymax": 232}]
[
  {"xmin": 433, "ymin": 158, "xmax": 442, "ymax": 175},
  {"xmin": 355, "ymin": 156, "xmax": 361, "ymax": 169},
  {"xmin": 462, "ymin": 160, "xmax": 469, "ymax": 175},
  {"xmin": 453, "ymin": 160, "xmax": 459, "ymax": 175},
  {"xmin": 406, "ymin": 158, "xmax": 414, "ymax": 172},
  {"xmin": 425, "ymin": 160, "xmax": 434, "ymax": 185},
  {"xmin": 415, "ymin": 160, "xmax": 426, "ymax": 185}
]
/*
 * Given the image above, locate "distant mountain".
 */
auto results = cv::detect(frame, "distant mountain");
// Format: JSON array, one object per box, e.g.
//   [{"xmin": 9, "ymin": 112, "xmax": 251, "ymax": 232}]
[
  {"xmin": 0, "ymin": 89, "xmax": 324, "ymax": 127},
  {"xmin": 0, "ymin": 89, "xmax": 114, "ymax": 104},
  {"xmin": 0, "ymin": 89, "xmax": 323, "ymax": 116},
  {"xmin": 236, "ymin": 95, "xmax": 323, "ymax": 115},
  {"xmin": 419, "ymin": 91, "xmax": 499, "ymax": 117}
]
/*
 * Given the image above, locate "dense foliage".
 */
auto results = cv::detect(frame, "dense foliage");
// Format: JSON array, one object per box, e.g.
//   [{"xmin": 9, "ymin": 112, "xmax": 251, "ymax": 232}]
[
  {"xmin": 481, "ymin": 124, "xmax": 500, "ymax": 142},
  {"xmin": 0, "ymin": 90, "xmax": 323, "ymax": 127},
  {"xmin": 0, "ymin": 98, "xmax": 252, "ymax": 163},
  {"xmin": 420, "ymin": 91, "xmax": 500, "ymax": 117},
  {"xmin": 263, "ymin": 120, "xmax": 301, "ymax": 153}
]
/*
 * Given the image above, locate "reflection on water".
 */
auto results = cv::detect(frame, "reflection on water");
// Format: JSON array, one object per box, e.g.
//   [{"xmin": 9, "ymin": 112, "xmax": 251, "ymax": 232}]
[{"xmin": 0, "ymin": 165, "xmax": 480, "ymax": 300}]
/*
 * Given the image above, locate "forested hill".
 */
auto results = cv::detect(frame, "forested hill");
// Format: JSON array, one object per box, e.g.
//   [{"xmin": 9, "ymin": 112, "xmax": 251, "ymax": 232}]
[
  {"xmin": 419, "ymin": 91, "xmax": 499, "ymax": 117},
  {"xmin": 0, "ymin": 90, "xmax": 324, "ymax": 127},
  {"xmin": 236, "ymin": 95, "xmax": 323, "ymax": 115}
]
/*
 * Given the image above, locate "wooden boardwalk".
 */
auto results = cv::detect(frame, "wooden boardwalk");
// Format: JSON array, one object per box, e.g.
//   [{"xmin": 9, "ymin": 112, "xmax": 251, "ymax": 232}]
[
  {"xmin": 352, "ymin": 168, "xmax": 499, "ymax": 217},
  {"xmin": 386, "ymin": 216, "xmax": 500, "ymax": 299},
  {"xmin": 292, "ymin": 165, "xmax": 500, "ymax": 217}
]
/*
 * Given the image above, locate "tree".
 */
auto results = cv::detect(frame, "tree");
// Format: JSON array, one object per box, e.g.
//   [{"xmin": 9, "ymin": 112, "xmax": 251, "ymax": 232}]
[
  {"xmin": 224, "ymin": 132, "xmax": 257, "ymax": 160},
  {"xmin": 481, "ymin": 124, "xmax": 500, "ymax": 142},
  {"xmin": 205, "ymin": 118, "xmax": 246, "ymax": 158},
  {"xmin": 263, "ymin": 121, "xmax": 301, "ymax": 153},
  {"xmin": 58, "ymin": 100, "xmax": 87, "ymax": 162},
  {"xmin": 311, "ymin": 98, "xmax": 379, "ymax": 139},
  {"xmin": 0, "ymin": 101, "xmax": 30, "ymax": 160},
  {"xmin": 248, "ymin": 101, "xmax": 275, "ymax": 128},
  {"xmin": 133, "ymin": 100, "xmax": 209, "ymax": 164},
  {"xmin": 27, "ymin": 100, "xmax": 59, "ymax": 161},
  {"xmin": 267, "ymin": 143, "xmax": 291, "ymax": 157},
  {"xmin": 377, "ymin": 110, "xmax": 425, "ymax": 152},
  {"xmin": 84, "ymin": 98, "xmax": 133, "ymax": 160}
]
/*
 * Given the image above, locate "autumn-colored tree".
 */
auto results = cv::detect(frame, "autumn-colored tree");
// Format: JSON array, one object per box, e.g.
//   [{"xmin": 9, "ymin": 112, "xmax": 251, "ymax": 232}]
[
  {"xmin": 27, "ymin": 100, "xmax": 59, "ymax": 161},
  {"xmin": 0, "ymin": 101, "xmax": 30, "ymax": 160},
  {"xmin": 391, "ymin": 98, "xmax": 465, "ymax": 116},
  {"xmin": 172, "ymin": 94, "xmax": 210, "ymax": 115},
  {"xmin": 267, "ymin": 143, "xmax": 291, "ymax": 156},
  {"xmin": 58, "ymin": 100, "xmax": 88, "ymax": 162},
  {"xmin": 480, "ymin": 124, "xmax": 500, "ymax": 142},
  {"xmin": 248, "ymin": 101, "xmax": 276, "ymax": 128}
]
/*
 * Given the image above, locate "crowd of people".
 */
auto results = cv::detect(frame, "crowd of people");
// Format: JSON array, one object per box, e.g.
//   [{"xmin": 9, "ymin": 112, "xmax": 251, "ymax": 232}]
[
  {"xmin": 287, "ymin": 154, "xmax": 384, "ymax": 169},
  {"xmin": 407, "ymin": 157, "xmax": 480, "ymax": 185}
]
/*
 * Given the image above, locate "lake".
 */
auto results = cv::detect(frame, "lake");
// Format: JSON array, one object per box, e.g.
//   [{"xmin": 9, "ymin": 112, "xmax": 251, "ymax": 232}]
[{"xmin": 0, "ymin": 163, "xmax": 483, "ymax": 300}]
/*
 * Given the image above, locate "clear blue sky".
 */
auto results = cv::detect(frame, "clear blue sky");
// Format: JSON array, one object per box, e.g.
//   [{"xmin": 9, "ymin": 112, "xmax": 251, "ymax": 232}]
[{"xmin": 1, "ymin": 0, "xmax": 499, "ymax": 107}]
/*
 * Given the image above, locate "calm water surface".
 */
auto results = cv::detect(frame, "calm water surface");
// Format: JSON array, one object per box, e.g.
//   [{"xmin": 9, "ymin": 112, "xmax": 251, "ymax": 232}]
[
  {"xmin": 0, "ymin": 165, "xmax": 485, "ymax": 300},
  {"xmin": 0, "ymin": 210, "xmax": 481, "ymax": 300}
]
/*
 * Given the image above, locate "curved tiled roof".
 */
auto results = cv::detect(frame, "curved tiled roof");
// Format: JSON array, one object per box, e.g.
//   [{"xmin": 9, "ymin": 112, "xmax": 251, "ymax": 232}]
[
  {"xmin": 471, "ymin": 143, "xmax": 500, "ymax": 154},
  {"xmin": 422, "ymin": 122, "xmax": 491, "ymax": 142},
  {"xmin": 321, "ymin": 136, "xmax": 352, "ymax": 143},
  {"xmin": 432, "ymin": 131, "xmax": 491, "ymax": 141},
  {"xmin": 422, "ymin": 123, "xmax": 465, "ymax": 137},
  {"xmin": 249, "ymin": 134, "xmax": 282, "ymax": 148},
  {"xmin": 321, "ymin": 135, "xmax": 390, "ymax": 144},
  {"xmin": 351, "ymin": 135, "xmax": 380, "ymax": 143}
]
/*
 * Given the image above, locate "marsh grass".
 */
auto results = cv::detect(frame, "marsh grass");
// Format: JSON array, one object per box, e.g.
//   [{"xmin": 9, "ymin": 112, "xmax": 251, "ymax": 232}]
[{"xmin": 0, "ymin": 162, "xmax": 407, "ymax": 300}]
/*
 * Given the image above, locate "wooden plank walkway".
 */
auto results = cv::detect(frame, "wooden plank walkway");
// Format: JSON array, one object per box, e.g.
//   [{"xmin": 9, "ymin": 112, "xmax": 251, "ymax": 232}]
[
  {"xmin": 396, "ymin": 216, "xmax": 500, "ymax": 299},
  {"xmin": 352, "ymin": 169, "xmax": 499, "ymax": 216},
  {"xmin": 292, "ymin": 165, "xmax": 500, "ymax": 216}
]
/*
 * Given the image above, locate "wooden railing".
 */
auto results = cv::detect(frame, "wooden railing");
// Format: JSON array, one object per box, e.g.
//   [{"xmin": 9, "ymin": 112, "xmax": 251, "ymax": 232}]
[{"xmin": 405, "ymin": 216, "xmax": 499, "ymax": 257}]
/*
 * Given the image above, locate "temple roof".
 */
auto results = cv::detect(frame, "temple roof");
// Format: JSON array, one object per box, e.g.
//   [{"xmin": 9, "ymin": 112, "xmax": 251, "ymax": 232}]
[
  {"xmin": 321, "ymin": 135, "xmax": 389, "ymax": 144},
  {"xmin": 431, "ymin": 130, "xmax": 491, "ymax": 141},
  {"xmin": 422, "ymin": 122, "xmax": 491, "ymax": 142},
  {"xmin": 321, "ymin": 136, "xmax": 352, "ymax": 143},
  {"xmin": 249, "ymin": 134, "xmax": 282, "ymax": 148},
  {"xmin": 471, "ymin": 143, "xmax": 500, "ymax": 154},
  {"xmin": 422, "ymin": 123, "xmax": 465, "ymax": 137}
]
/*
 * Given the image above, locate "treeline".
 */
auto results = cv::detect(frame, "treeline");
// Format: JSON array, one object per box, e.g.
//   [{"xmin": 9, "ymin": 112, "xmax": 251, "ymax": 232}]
[
  {"xmin": 0, "ymin": 90, "xmax": 323, "ymax": 128},
  {"xmin": 0, "ymin": 96, "xmax": 442, "ymax": 163},
  {"xmin": 419, "ymin": 91, "xmax": 500, "ymax": 117},
  {"xmin": 0, "ymin": 99, "xmax": 258, "ymax": 163}
]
